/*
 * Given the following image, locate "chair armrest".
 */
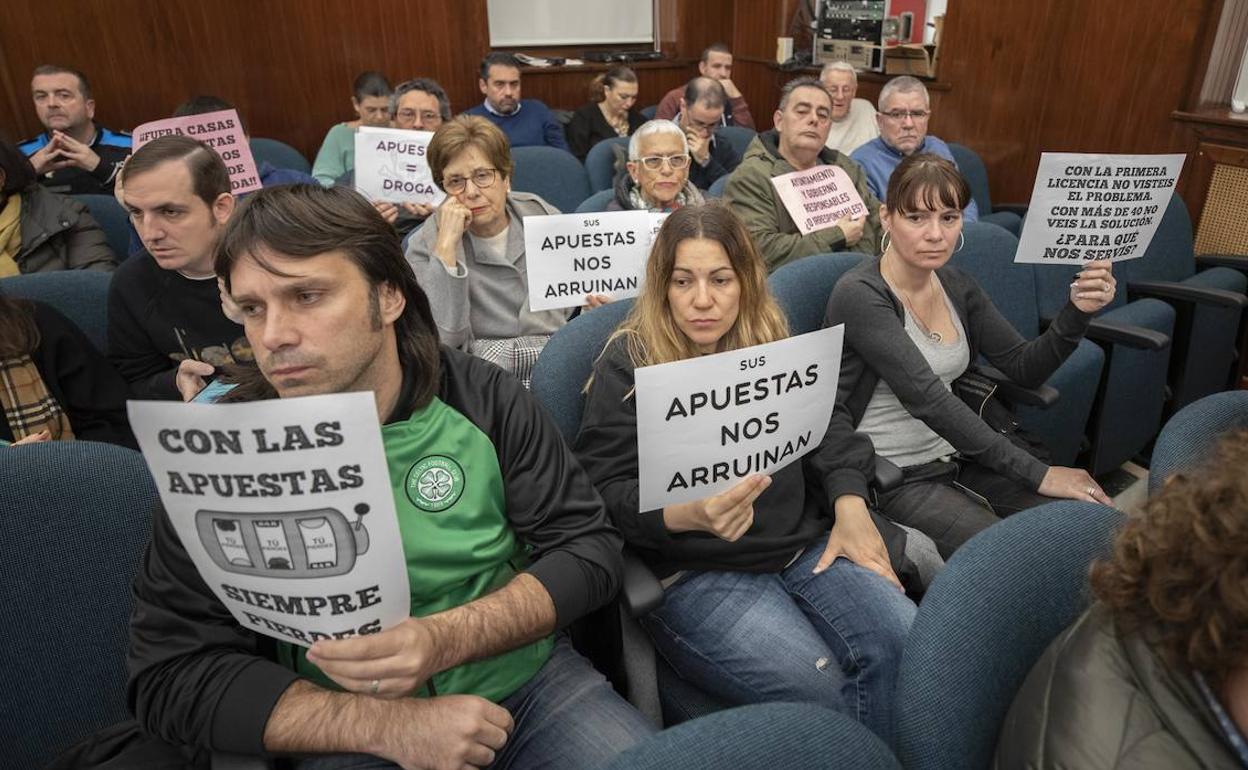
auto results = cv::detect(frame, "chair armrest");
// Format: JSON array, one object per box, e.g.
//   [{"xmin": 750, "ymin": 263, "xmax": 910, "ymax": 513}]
[
  {"xmin": 872, "ymin": 456, "xmax": 904, "ymax": 493},
  {"xmin": 212, "ymin": 754, "xmax": 271, "ymax": 770},
  {"xmin": 1127, "ymin": 279, "xmax": 1248, "ymax": 309},
  {"xmin": 1196, "ymin": 253, "xmax": 1248, "ymax": 273},
  {"xmin": 620, "ymin": 550, "xmax": 664, "ymax": 618},
  {"xmin": 976, "ymin": 364, "xmax": 1060, "ymax": 408},
  {"xmin": 992, "ymin": 203, "xmax": 1030, "ymax": 216},
  {"xmin": 1084, "ymin": 318, "xmax": 1171, "ymax": 351}
]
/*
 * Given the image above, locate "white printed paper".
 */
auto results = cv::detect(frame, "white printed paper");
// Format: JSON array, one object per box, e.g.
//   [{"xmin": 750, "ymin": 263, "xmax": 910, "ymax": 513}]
[
  {"xmin": 635, "ymin": 326, "xmax": 844, "ymax": 510},
  {"xmin": 354, "ymin": 126, "xmax": 446, "ymax": 206},
  {"xmin": 770, "ymin": 165, "xmax": 868, "ymax": 235},
  {"xmin": 1014, "ymin": 153, "xmax": 1185, "ymax": 264},
  {"xmin": 128, "ymin": 393, "xmax": 411, "ymax": 647},
  {"xmin": 524, "ymin": 210, "xmax": 652, "ymax": 311}
]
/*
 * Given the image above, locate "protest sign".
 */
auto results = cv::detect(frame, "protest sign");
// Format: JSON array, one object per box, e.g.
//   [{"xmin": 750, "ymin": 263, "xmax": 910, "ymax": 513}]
[
  {"xmin": 524, "ymin": 210, "xmax": 652, "ymax": 311},
  {"xmin": 635, "ymin": 325, "xmax": 844, "ymax": 510},
  {"xmin": 354, "ymin": 126, "xmax": 445, "ymax": 206},
  {"xmin": 128, "ymin": 393, "xmax": 410, "ymax": 647},
  {"xmin": 133, "ymin": 110, "xmax": 261, "ymax": 195},
  {"xmin": 770, "ymin": 165, "xmax": 868, "ymax": 235},
  {"xmin": 1015, "ymin": 153, "xmax": 1185, "ymax": 264}
]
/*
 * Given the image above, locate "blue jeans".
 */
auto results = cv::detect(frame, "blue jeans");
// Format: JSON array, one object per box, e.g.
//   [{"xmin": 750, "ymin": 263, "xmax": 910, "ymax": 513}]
[
  {"xmin": 643, "ymin": 548, "xmax": 916, "ymax": 743},
  {"xmin": 295, "ymin": 635, "xmax": 655, "ymax": 769}
]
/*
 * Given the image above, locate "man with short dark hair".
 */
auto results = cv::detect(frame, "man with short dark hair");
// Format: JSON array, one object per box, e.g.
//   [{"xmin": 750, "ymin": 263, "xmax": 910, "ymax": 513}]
[
  {"xmin": 173, "ymin": 95, "xmax": 317, "ymax": 188},
  {"xmin": 655, "ymin": 44, "xmax": 754, "ymax": 128},
  {"xmin": 464, "ymin": 54, "xmax": 569, "ymax": 151},
  {"xmin": 19, "ymin": 65, "xmax": 131, "ymax": 195},
  {"xmin": 725, "ymin": 77, "xmax": 882, "ymax": 271},
  {"xmin": 673, "ymin": 77, "xmax": 741, "ymax": 190},
  {"xmin": 107, "ymin": 135, "xmax": 249, "ymax": 400},
  {"xmin": 127, "ymin": 184, "xmax": 655, "ymax": 769}
]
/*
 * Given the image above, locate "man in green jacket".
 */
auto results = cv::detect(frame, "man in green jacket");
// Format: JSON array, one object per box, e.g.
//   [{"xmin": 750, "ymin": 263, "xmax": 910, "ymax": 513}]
[{"xmin": 725, "ymin": 76, "xmax": 883, "ymax": 272}]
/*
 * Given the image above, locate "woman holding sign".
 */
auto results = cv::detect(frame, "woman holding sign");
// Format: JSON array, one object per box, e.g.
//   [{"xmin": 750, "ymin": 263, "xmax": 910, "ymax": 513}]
[
  {"xmin": 576, "ymin": 203, "xmax": 916, "ymax": 742},
  {"xmin": 826, "ymin": 153, "xmax": 1116, "ymax": 558}
]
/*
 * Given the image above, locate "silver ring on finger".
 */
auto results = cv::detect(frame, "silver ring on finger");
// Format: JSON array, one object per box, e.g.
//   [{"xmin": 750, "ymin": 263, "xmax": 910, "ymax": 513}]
[
  {"xmin": 369, "ymin": 679, "xmax": 380, "ymax": 695},
  {"xmin": 1085, "ymin": 486, "xmax": 1096, "ymax": 497}
]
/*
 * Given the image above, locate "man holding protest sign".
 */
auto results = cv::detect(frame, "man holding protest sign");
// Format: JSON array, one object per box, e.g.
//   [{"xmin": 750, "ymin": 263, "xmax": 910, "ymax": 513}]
[
  {"xmin": 127, "ymin": 184, "xmax": 654, "ymax": 769},
  {"xmin": 851, "ymin": 76, "xmax": 979, "ymax": 223},
  {"xmin": 576, "ymin": 203, "xmax": 916, "ymax": 743},
  {"xmin": 725, "ymin": 77, "xmax": 882, "ymax": 272},
  {"xmin": 108, "ymin": 135, "xmax": 251, "ymax": 401}
]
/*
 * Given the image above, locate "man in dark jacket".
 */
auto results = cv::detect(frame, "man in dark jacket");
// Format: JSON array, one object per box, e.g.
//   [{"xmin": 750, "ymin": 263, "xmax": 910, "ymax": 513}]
[
  {"xmin": 673, "ymin": 77, "xmax": 742, "ymax": 191},
  {"xmin": 127, "ymin": 184, "xmax": 653, "ymax": 769},
  {"xmin": 19, "ymin": 65, "xmax": 131, "ymax": 195}
]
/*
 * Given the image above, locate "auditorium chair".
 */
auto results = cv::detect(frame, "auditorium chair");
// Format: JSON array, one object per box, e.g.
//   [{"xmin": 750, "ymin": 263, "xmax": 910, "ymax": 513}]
[
  {"xmin": 0, "ymin": 441, "xmax": 266, "ymax": 770},
  {"xmin": 73, "ymin": 193, "xmax": 133, "ymax": 262},
  {"xmin": 575, "ymin": 189, "xmax": 616, "ymax": 213},
  {"xmin": 948, "ymin": 142, "xmax": 1026, "ymax": 235},
  {"xmin": 640, "ymin": 104, "xmax": 658, "ymax": 120},
  {"xmin": 714, "ymin": 125, "xmax": 756, "ymax": 160},
  {"xmin": 600, "ymin": 703, "xmax": 902, "ymax": 770},
  {"xmin": 1148, "ymin": 389, "xmax": 1248, "ymax": 496},
  {"xmin": 248, "ymin": 137, "xmax": 311, "ymax": 174},
  {"xmin": 950, "ymin": 223, "xmax": 1107, "ymax": 466},
  {"xmin": 707, "ymin": 173, "xmax": 731, "ymax": 199},
  {"xmin": 585, "ymin": 135, "xmax": 631, "ymax": 192},
  {"xmin": 0, "ymin": 270, "xmax": 111, "ymax": 352},
  {"xmin": 510, "ymin": 145, "xmax": 593, "ymax": 214},
  {"xmin": 893, "ymin": 500, "xmax": 1125, "ymax": 770},
  {"xmin": 1114, "ymin": 194, "xmax": 1247, "ymax": 410}
]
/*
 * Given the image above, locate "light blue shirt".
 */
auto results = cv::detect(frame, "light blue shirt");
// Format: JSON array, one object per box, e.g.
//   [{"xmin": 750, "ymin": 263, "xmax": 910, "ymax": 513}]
[{"xmin": 851, "ymin": 135, "xmax": 979, "ymax": 223}]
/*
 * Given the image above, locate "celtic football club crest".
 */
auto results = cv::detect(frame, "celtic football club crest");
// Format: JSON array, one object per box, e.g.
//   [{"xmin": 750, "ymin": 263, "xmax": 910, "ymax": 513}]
[{"xmin": 405, "ymin": 455, "xmax": 465, "ymax": 512}]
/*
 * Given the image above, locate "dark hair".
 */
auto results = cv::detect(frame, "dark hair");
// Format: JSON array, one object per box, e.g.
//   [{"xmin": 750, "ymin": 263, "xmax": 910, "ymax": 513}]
[
  {"xmin": 352, "ymin": 71, "xmax": 392, "ymax": 101},
  {"xmin": 0, "ymin": 293, "xmax": 39, "ymax": 357},
  {"xmin": 480, "ymin": 52, "xmax": 522, "ymax": 80},
  {"xmin": 683, "ymin": 76, "xmax": 727, "ymax": 111},
  {"xmin": 173, "ymin": 95, "xmax": 246, "ymax": 133},
  {"xmin": 1091, "ymin": 429, "xmax": 1248, "ymax": 686},
  {"xmin": 213, "ymin": 185, "xmax": 441, "ymax": 407},
  {"xmin": 0, "ymin": 138, "xmax": 38, "ymax": 194},
  {"xmin": 777, "ymin": 76, "xmax": 830, "ymax": 111},
  {"xmin": 701, "ymin": 43, "xmax": 732, "ymax": 63},
  {"xmin": 123, "ymin": 135, "xmax": 231, "ymax": 207},
  {"xmin": 391, "ymin": 78, "xmax": 452, "ymax": 121},
  {"xmin": 884, "ymin": 153, "xmax": 971, "ymax": 216},
  {"xmin": 590, "ymin": 66, "xmax": 638, "ymax": 103},
  {"xmin": 32, "ymin": 64, "xmax": 91, "ymax": 100}
]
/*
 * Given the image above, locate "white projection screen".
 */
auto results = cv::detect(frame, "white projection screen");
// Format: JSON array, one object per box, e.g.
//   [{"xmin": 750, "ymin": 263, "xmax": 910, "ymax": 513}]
[{"xmin": 487, "ymin": 0, "xmax": 655, "ymax": 47}]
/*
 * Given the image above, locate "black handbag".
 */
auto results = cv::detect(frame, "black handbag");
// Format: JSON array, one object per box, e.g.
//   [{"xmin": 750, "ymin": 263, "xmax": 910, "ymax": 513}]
[{"xmin": 951, "ymin": 368, "xmax": 1052, "ymax": 464}]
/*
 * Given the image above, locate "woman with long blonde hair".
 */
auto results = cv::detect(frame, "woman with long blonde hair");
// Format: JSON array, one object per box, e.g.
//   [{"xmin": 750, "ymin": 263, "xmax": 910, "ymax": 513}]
[{"xmin": 575, "ymin": 202, "xmax": 916, "ymax": 742}]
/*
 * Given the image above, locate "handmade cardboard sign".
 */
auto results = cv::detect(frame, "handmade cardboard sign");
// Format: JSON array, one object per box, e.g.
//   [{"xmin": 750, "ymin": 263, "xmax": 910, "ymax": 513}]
[
  {"xmin": 635, "ymin": 325, "xmax": 844, "ymax": 510},
  {"xmin": 128, "ymin": 393, "xmax": 410, "ymax": 647},
  {"xmin": 1014, "ymin": 153, "xmax": 1185, "ymax": 264},
  {"xmin": 354, "ymin": 126, "xmax": 445, "ymax": 206},
  {"xmin": 133, "ymin": 109, "xmax": 261, "ymax": 194},
  {"xmin": 524, "ymin": 210, "xmax": 652, "ymax": 311},
  {"xmin": 771, "ymin": 165, "xmax": 868, "ymax": 235}
]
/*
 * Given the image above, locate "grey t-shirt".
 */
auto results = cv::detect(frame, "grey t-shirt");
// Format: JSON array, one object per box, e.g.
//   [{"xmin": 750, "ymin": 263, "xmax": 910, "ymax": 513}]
[{"xmin": 857, "ymin": 283, "xmax": 970, "ymax": 468}]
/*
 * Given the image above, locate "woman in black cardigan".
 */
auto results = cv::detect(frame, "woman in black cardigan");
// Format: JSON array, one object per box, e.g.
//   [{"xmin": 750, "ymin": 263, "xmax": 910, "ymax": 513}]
[{"xmin": 565, "ymin": 67, "xmax": 646, "ymax": 161}]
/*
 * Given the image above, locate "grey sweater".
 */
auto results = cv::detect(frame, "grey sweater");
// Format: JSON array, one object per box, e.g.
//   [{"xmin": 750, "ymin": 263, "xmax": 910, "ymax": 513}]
[
  {"xmin": 405, "ymin": 192, "xmax": 567, "ymax": 349},
  {"xmin": 824, "ymin": 257, "xmax": 1093, "ymax": 494}
]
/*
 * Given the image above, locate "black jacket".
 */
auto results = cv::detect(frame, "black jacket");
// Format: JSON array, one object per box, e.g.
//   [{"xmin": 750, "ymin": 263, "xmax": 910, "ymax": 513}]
[
  {"xmin": 574, "ymin": 336, "xmax": 907, "ymax": 578},
  {"xmin": 565, "ymin": 103, "xmax": 646, "ymax": 162},
  {"xmin": 13, "ymin": 184, "xmax": 117, "ymax": 273},
  {"xmin": 687, "ymin": 132, "xmax": 741, "ymax": 191},
  {"xmin": 126, "ymin": 348, "xmax": 624, "ymax": 755},
  {"xmin": 824, "ymin": 258, "xmax": 1092, "ymax": 494}
]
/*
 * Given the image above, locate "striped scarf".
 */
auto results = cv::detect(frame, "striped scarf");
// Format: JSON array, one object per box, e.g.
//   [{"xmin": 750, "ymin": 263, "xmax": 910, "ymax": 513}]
[{"xmin": 0, "ymin": 354, "xmax": 74, "ymax": 441}]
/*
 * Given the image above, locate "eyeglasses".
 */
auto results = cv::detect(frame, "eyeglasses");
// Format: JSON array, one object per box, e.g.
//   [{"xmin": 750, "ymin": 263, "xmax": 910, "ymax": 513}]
[
  {"xmin": 635, "ymin": 154, "xmax": 690, "ymax": 171},
  {"xmin": 882, "ymin": 109, "xmax": 930, "ymax": 121},
  {"xmin": 397, "ymin": 109, "xmax": 441, "ymax": 124},
  {"xmin": 443, "ymin": 168, "xmax": 499, "ymax": 194}
]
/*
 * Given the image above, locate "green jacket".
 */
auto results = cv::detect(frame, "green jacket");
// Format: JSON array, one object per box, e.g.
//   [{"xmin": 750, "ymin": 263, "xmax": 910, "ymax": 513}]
[
  {"xmin": 724, "ymin": 130, "xmax": 882, "ymax": 272},
  {"xmin": 995, "ymin": 605, "xmax": 1243, "ymax": 770}
]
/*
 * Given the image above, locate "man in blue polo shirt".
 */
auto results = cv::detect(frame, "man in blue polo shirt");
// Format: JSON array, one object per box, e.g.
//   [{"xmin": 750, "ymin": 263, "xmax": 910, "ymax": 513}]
[
  {"xmin": 850, "ymin": 75, "xmax": 979, "ymax": 223},
  {"xmin": 465, "ymin": 53, "xmax": 569, "ymax": 152},
  {"xmin": 19, "ymin": 65, "xmax": 131, "ymax": 195}
]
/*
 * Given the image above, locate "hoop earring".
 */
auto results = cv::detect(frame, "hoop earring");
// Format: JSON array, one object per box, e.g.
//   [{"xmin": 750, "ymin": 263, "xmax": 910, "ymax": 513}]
[
  {"xmin": 955, "ymin": 231, "xmax": 965, "ymax": 253},
  {"xmin": 880, "ymin": 230, "xmax": 892, "ymax": 255}
]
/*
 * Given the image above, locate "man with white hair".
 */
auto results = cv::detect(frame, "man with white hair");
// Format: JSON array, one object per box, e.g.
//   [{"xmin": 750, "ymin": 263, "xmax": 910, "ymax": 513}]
[
  {"xmin": 851, "ymin": 76, "xmax": 979, "ymax": 222},
  {"xmin": 820, "ymin": 62, "xmax": 879, "ymax": 155}
]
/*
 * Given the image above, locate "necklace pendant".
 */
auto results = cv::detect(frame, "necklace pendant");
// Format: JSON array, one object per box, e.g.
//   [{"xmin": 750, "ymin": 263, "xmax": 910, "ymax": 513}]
[{"xmin": 929, "ymin": 331, "xmax": 943, "ymax": 342}]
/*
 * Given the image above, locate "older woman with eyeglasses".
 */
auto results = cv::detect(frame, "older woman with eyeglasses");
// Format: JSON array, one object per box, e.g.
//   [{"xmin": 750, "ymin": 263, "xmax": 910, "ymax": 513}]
[
  {"xmin": 608, "ymin": 119, "xmax": 705, "ymax": 212},
  {"xmin": 404, "ymin": 115, "xmax": 568, "ymax": 384}
]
